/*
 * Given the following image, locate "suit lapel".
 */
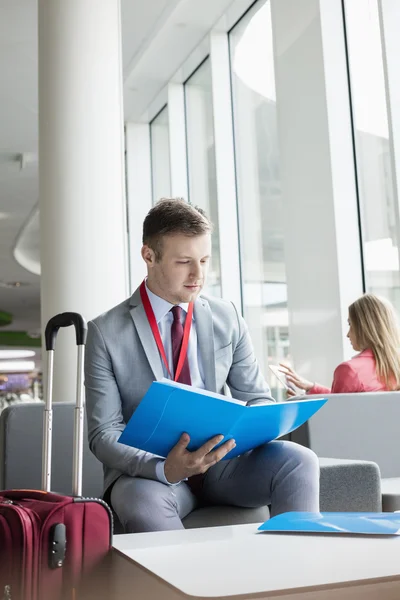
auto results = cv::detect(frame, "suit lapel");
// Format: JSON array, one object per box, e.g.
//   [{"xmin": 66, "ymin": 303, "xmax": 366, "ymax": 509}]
[
  {"xmin": 129, "ymin": 286, "xmax": 164, "ymax": 381},
  {"xmin": 194, "ymin": 297, "xmax": 217, "ymax": 392},
  {"xmin": 129, "ymin": 287, "xmax": 217, "ymax": 390}
]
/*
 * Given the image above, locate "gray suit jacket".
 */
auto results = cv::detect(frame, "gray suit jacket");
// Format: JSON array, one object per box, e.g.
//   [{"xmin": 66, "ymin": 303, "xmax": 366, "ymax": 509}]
[{"xmin": 84, "ymin": 286, "xmax": 275, "ymax": 494}]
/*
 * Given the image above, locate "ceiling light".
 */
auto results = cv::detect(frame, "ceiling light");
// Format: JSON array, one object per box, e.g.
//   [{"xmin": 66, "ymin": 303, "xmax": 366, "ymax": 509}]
[
  {"xmin": 0, "ymin": 281, "xmax": 29, "ymax": 289},
  {"xmin": 0, "ymin": 360, "xmax": 35, "ymax": 372},
  {"xmin": 0, "ymin": 350, "xmax": 35, "ymax": 359}
]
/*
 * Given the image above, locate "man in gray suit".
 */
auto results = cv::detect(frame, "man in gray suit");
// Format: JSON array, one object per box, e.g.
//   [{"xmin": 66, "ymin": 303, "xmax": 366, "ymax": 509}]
[{"xmin": 85, "ymin": 198, "xmax": 319, "ymax": 533}]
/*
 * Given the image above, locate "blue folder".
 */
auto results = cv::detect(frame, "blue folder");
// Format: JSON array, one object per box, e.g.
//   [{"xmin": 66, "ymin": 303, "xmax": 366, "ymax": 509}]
[
  {"xmin": 258, "ymin": 512, "xmax": 400, "ymax": 535},
  {"xmin": 118, "ymin": 379, "xmax": 327, "ymax": 459}
]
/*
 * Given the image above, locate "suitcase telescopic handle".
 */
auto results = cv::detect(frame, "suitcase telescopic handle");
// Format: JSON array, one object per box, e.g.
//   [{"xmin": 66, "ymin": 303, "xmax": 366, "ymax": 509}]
[
  {"xmin": 42, "ymin": 312, "xmax": 88, "ymax": 497},
  {"xmin": 45, "ymin": 312, "xmax": 88, "ymax": 351}
]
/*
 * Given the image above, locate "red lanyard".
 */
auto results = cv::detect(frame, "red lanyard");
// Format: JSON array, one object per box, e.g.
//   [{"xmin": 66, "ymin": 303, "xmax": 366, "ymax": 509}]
[{"xmin": 140, "ymin": 280, "xmax": 193, "ymax": 382}]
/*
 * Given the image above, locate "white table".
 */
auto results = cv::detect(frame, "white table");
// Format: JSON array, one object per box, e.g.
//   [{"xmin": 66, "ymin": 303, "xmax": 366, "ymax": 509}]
[{"xmin": 111, "ymin": 523, "xmax": 400, "ymax": 599}]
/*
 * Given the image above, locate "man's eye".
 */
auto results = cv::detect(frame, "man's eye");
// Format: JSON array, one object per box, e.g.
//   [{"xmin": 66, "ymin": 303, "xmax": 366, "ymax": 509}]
[{"xmin": 177, "ymin": 261, "xmax": 190, "ymax": 264}]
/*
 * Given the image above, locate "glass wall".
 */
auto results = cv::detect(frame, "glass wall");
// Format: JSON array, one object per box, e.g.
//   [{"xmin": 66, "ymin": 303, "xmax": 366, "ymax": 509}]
[
  {"xmin": 230, "ymin": 0, "xmax": 289, "ymax": 400},
  {"xmin": 345, "ymin": 0, "xmax": 400, "ymax": 309},
  {"xmin": 126, "ymin": 0, "xmax": 400, "ymax": 397},
  {"xmin": 185, "ymin": 59, "xmax": 222, "ymax": 297},
  {"xmin": 150, "ymin": 106, "xmax": 171, "ymax": 205}
]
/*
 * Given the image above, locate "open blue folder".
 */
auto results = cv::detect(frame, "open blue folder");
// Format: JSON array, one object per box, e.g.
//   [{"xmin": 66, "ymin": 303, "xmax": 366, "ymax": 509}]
[
  {"xmin": 118, "ymin": 379, "xmax": 327, "ymax": 459},
  {"xmin": 258, "ymin": 512, "xmax": 400, "ymax": 535}
]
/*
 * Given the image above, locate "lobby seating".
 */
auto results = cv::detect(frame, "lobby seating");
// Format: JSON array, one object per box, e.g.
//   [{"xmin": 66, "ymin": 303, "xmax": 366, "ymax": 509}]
[{"xmin": 0, "ymin": 401, "xmax": 382, "ymax": 531}]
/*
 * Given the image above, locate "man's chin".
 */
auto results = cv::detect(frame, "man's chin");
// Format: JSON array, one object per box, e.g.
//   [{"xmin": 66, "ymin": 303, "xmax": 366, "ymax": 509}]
[{"xmin": 182, "ymin": 286, "xmax": 202, "ymax": 301}]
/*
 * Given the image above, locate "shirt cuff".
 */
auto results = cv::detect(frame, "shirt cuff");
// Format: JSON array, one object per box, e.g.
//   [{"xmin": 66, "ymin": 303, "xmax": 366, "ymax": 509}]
[{"xmin": 155, "ymin": 459, "xmax": 183, "ymax": 486}]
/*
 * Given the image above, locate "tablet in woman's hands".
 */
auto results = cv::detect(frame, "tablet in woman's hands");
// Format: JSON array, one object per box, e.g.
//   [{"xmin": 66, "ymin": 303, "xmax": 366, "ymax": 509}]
[{"xmin": 268, "ymin": 364, "xmax": 298, "ymax": 393}]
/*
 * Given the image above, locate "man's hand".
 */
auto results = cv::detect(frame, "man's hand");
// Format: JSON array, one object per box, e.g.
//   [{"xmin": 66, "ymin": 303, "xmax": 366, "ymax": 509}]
[{"xmin": 164, "ymin": 433, "xmax": 236, "ymax": 484}]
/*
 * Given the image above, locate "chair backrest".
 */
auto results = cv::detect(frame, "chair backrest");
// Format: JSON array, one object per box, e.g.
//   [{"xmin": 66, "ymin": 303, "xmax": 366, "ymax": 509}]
[
  {"xmin": 290, "ymin": 391, "xmax": 400, "ymax": 478},
  {"xmin": 0, "ymin": 402, "xmax": 104, "ymax": 497}
]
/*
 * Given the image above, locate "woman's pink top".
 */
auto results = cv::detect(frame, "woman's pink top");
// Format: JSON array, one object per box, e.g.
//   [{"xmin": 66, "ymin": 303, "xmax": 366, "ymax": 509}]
[{"xmin": 308, "ymin": 348, "xmax": 391, "ymax": 394}]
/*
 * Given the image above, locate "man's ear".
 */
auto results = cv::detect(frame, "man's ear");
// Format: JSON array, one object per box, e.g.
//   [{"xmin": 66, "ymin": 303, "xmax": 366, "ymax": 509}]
[{"xmin": 141, "ymin": 245, "xmax": 156, "ymax": 267}]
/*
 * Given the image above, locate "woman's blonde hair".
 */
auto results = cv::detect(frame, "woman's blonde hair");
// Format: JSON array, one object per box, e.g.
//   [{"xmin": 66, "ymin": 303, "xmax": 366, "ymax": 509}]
[{"xmin": 348, "ymin": 294, "xmax": 400, "ymax": 390}]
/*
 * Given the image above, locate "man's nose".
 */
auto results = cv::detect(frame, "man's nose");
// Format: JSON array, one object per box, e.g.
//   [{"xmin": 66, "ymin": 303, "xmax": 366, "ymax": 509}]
[{"xmin": 190, "ymin": 263, "xmax": 202, "ymax": 280}]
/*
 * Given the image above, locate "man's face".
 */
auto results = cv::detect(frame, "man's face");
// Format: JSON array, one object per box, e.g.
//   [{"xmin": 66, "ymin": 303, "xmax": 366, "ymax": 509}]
[{"xmin": 142, "ymin": 233, "xmax": 211, "ymax": 304}]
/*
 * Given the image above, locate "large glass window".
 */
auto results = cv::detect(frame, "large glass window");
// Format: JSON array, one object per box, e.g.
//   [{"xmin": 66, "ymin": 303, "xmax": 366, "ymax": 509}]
[
  {"xmin": 345, "ymin": 0, "xmax": 400, "ymax": 309},
  {"xmin": 150, "ymin": 106, "xmax": 171, "ymax": 205},
  {"xmin": 230, "ymin": 0, "xmax": 288, "ymax": 400},
  {"xmin": 185, "ymin": 60, "xmax": 222, "ymax": 297}
]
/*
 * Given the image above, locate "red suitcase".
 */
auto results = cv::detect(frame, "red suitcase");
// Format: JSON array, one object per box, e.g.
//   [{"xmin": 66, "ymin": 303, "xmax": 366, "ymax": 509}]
[{"xmin": 0, "ymin": 313, "xmax": 113, "ymax": 600}]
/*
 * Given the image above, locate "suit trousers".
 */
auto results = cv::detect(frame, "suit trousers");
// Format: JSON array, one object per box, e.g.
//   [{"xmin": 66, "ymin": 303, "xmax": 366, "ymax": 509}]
[{"xmin": 110, "ymin": 441, "xmax": 320, "ymax": 533}]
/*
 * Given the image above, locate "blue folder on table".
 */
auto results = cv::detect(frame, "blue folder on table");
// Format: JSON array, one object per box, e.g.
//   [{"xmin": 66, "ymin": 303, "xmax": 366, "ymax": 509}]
[
  {"xmin": 118, "ymin": 379, "xmax": 327, "ymax": 459},
  {"xmin": 258, "ymin": 512, "xmax": 400, "ymax": 535}
]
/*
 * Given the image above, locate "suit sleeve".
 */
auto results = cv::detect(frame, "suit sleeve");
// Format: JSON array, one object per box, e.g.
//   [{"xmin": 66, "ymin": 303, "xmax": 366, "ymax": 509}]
[
  {"xmin": 330, "ymin": 361, "xmax": 364, "ymax": 393},
  {"xmin": 84, "ymin": 320, "xmax": 165, "ymax": 482},
  {"xmin": 226, "ymin": 303, "xmax": 276, "ymax": 405}
]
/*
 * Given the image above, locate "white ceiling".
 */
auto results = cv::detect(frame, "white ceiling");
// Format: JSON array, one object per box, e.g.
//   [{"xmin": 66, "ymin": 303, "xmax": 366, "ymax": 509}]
[{"xmin": 0, "ymin": 0, "xmax": 240, "ymax": 349}]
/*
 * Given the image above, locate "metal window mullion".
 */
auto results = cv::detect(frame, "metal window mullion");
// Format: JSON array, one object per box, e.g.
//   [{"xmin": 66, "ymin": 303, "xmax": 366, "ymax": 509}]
[{"xmin": 210, "ymin": 31, "xmax": 242, "ymax": 310}]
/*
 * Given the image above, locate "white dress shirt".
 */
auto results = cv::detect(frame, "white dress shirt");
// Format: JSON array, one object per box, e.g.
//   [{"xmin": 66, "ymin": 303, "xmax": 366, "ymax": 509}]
[
  {"xmin": 145, "ymin": 282, "xmax": 205, "ymax": 389},
  {"xmin": 145, "ymin": 282, "xmax": 205, "ymax": 484}
]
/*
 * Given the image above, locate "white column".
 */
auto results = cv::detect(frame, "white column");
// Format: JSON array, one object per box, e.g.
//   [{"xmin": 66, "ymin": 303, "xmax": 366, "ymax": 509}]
[
  {"xmin": 270, "ymin": 0, "xmax": 363, "ymax": 386},
  {"xmin": 39, "ymin": 0, "xmax": 128, "ymax": 404},
  {"xmin": 167, "ymin": 83, "xmax": 189, "ymax": 199},
  {"xmin": 126, "ymin": 122, "xmax": 152, "ymax": 289},
  {"xmin": 210, "ymin": 32, "xmax": 242, "ymax": 309}
]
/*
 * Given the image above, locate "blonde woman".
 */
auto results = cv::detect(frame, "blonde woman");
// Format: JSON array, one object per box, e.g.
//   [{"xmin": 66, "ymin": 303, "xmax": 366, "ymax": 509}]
[{"xmin": 281, "ymin": 294, "xmax": 400, "ymax": 395}]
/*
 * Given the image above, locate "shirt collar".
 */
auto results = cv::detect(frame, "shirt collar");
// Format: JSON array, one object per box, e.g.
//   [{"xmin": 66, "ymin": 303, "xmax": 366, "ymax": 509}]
[{"xmin": 145, "ymin": 280, "xmax": 190, "ymax": 324}]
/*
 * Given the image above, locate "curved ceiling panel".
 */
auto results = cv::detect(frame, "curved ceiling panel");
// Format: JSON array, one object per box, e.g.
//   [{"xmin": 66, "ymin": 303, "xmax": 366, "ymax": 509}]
[{"xmin": 13, "ymin": 203, "xmax": 40, "ymax": 276}]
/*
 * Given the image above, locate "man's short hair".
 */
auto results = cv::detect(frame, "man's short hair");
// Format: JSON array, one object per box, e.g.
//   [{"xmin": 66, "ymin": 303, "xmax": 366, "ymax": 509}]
[{"xmin": 142, "ymin": 198, "xmax": 213, "ymax": 260}]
